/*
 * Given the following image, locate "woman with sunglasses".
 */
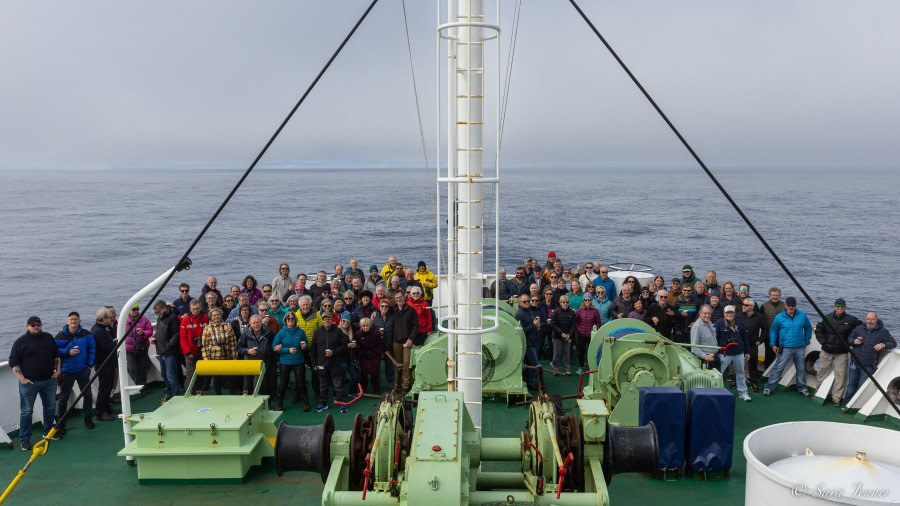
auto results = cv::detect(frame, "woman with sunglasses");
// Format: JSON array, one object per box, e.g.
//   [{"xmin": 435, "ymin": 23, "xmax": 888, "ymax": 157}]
[
  {"xmin": 550, "ymin": 295, "xmax": 577, "ymax": 375},
  {"xmin": 574, "ymin": 294, "xmax": 601, "ymax": 375},
  {"xmin": 273, "ymin": 312, "xmax": 309, "ymax": 411},
  {"xmin": 372, "ymin": 300, "xmax": 396, "ymax": 390}
]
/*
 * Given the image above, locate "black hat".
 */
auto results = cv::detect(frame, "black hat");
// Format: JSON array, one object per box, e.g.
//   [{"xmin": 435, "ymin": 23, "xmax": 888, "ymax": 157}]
[
  {"xmin": 360, "ymin": 290, "xmax": 373, "ymax": 299},
  {"xmin": 27, "ymin": 316, "xmax": 42, "ymax": 325},
  {"xmin": 68, "ymin": 311, "xmax": 80, "ymax": 318},
  {"xmin": 682, "ymin": 264, "xmax": 693, "ymax": 272},
  {"xmin": 418, "ymin": 261, "xmax": 426, "ymax": 269},
  {"xmin": 834, "ymin": 298, "xmax": 846, "ymax": 306},
  {"xmin": 785, "ymin": 297, "xmax": 797, "ymax": 306}
]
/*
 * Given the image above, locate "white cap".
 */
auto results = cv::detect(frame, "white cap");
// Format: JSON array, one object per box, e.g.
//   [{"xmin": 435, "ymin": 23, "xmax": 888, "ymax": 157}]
[{"xmin": 724, "ymin": 305, "xmax": 736, "ymax": 313}]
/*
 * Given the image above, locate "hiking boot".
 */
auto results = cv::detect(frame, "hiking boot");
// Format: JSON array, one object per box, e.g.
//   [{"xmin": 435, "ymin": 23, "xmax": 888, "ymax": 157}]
[
  {"xmin": 44, "ymin": 431, "xmax": 63, "ymax": 440},
  {"xmin": 292, "ymin": 392, "xmax": 301, "ymax": 404},
  {"xmin": 340, "ymin": 405, "xmax": 348, "ymax": 413},
  {"xmin": 21, "ymin": 440, "xmax": 32, "ymax": 451},
  {"xmin": 315, "ymin": 404, "xmax": 328, "ymax": 413},
  {"xmin": 833, "ymin": 400, "xmax": 843, "ymax": 408},
  {"xmin": 303, "ymin": 403, "xmax": 311, "ymax": 412},
  {"xmin": 85, "ymin": 418, "xmax": 96, "ymax": 430},
  {"xmin": 97, "ymin": 413, "xmax": 116, "ymax": 422},
  {"xmin": 799, "ymin": 389, "xmax": 811, "ymax": 397},
  {"xmin": 739, "ymin": 393, "xmax": 752, "ymax": 402},
  {"xmin": 276, "ymin": 401, "xmax": 284, "ymax": 411},
  {"xmin": 763, "ymin": 388, "xmax": 771, "ymax": 396},
  {"xmin": 750, "ymin": 383, "xmax": 759, "ymax": 393}
]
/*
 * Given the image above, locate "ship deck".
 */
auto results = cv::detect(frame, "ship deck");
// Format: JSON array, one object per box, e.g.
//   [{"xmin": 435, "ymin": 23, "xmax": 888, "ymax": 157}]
[{"xmin": 1, "ymin": 367, "xmax": 896, "ymax": 505}]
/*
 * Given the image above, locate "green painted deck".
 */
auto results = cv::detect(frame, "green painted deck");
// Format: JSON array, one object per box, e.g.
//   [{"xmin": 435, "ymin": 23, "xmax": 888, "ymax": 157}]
[{"xmin": 1, "ymin": 370, "xmax": 896, "ymax": 505}]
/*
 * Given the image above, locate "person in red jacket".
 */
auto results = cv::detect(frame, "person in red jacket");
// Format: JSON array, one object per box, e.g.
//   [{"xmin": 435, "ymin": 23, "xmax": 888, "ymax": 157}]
[
  {"xmin": 179, "ymin": 300, "xmax": 209, "ymax": 393},
  {"xmin": 406, "ymin": 287, "xmax": 432, "ymax": 346}
]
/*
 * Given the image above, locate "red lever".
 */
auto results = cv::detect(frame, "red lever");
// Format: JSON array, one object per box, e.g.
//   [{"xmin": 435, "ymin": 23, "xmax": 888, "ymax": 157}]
[
  {"xmin": 557, "ymin": 452, "xmax": 574, "ymax": 499},
  {"xmin": 577, "ymin": 369, "xmax": 598, "ymax": 399},
  {"xmin": 362, "ymin": 454, "xmax": 372, "ymax": 500}
]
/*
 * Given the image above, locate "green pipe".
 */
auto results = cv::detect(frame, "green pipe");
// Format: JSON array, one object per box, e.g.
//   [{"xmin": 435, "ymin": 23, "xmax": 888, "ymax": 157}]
[
  {"xmin": 469, "ymin": 490, "xmax": 607, "ymax": 505},
  {"xmin": 475, "ymin": 471, "xmax": 526, "ymax": 490},
  {"xmin": 481, "ymin": 438, "xmax": 521, "ymax": 461}
]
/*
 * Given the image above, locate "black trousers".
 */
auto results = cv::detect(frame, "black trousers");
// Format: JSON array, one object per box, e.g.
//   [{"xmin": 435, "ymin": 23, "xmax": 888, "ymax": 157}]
[
  {"xmin": 278, "ymin": 363, "xmax": 308, "ymax": 403},
  {"xmin": 317, "ymin": 366, "xmax": 343, "ymax": 405},
  {"xmin": 94, "ymin": 363, "xmax": 116, "ymax": 415},
  {"xmin": 57, "ymin": 369, "xmax": 92, "ymax": 428}
]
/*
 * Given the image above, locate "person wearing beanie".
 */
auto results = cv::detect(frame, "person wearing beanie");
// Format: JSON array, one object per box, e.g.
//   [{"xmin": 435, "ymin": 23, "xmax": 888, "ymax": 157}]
[
  {"xmin": 764, "ymin": 296, "xmax": 812, "ymax": 397},
  {"xmin": 365, "ymin": 264, "xmax": 384, "ymax": 293},
  {"xmin": 814, "ymin": 298, "xmax": 862, "ymax": 406},
  {"xmin": 414, "ymin": 260, "xmax": 438, "ymax": 302}
]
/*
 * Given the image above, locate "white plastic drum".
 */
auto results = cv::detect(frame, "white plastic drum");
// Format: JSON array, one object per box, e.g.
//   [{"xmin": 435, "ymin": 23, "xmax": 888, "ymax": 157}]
[
  {"xmin": 744, "ymin": 422, "xmax": 900, "ymax": 505},
  {"xmin": 606, "ymin": 263, "xmax": 655, "ymax": 294}
]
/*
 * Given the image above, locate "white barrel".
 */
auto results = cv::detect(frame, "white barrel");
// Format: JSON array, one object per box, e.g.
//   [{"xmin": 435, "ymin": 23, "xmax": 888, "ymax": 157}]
[
  {"xmin": 607, "ymin": 263, "xmax": 654, "ymax": 294},
  {"xmin": 744, "ymin": 421, "xmax": 900, "ymax": 505}
]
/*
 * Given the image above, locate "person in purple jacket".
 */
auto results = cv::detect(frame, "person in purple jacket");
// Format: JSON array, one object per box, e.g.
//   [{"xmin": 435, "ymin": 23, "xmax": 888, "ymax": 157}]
[{"xmin": 124, "ymin": 304, "xmax": 154, "ymax": 396}]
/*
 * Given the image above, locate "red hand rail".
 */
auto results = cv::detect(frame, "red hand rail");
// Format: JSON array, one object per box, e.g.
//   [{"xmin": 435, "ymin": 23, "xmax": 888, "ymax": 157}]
[{"xmin": 334, "ymin": 383, "xmax": 364, "ymax": 407}]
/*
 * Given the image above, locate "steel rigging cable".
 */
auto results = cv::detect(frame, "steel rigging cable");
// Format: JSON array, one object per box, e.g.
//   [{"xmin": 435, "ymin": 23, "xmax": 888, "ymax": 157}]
[
  {"xmin": 0, "ymin": 1, "xmax": 382, "ymax": 502},
  {"xmin": 567, "ymin": 0, "xmax": 899, "ymax": 416}
]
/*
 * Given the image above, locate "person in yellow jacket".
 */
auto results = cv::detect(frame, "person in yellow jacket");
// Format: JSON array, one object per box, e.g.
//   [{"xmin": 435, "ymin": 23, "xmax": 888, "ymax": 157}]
[
  {"xmin": 414, "ymin": 261, "xmax": 438, "ymax": 302},
  {"xmin": 293, "ymin": 295, "xmax": 322, "ymax": 395},
  {"xmin": 380, "ymin": 256, "xmax": 403, "ymax": 285}
]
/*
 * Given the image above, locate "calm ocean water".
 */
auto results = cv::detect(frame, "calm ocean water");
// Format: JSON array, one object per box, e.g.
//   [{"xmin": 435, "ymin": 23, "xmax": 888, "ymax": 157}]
[{"xmin": 1, "ymin": 166, "xmax": 897, "ymax": 359}]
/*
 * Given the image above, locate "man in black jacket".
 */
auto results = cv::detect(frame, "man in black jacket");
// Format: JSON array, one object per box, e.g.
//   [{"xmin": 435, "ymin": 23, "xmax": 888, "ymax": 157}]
[
  {"xmin": 311, "ymin": 313, "xmax": 349, "ymax": 413},
  {"xmin": 737, "ymin": 298, "xmax": 768, "ymax": 392},
  {"xmin": 9, "ymin": 316, "xmax": 60, "ymax": 450},
  {"xmin": 515, "ymin": 295, "xmax": 543, "ymax": 390},
  {"xmin": 814, "ymin": 298, "xmax": 862, "ymax": 406},
  {"xmin": 91, "ymin": 308, "xmax": 118, "ymax": 420},
  {"xmin": 153, "ymin": 300, "xmax": 183, "ymax": 401},
  {"xmin": 391, "ymin": 292, "xmax": 419, "ymax": 393}
]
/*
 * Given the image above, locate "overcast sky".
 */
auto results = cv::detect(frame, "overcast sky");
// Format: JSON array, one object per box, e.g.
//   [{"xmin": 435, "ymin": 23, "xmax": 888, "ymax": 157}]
[{"xmin": 2, "ymin": 0, "xmax": 899, "ymax": 170}]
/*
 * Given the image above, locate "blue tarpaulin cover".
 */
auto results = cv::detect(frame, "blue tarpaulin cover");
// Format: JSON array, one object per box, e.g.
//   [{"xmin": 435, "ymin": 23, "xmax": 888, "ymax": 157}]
[
  {"xmin": 687, "ymin": 388, "xmax": 735, "ymax": 472},
  {"xmin": 639, "ymin": 386, "xmax": 685, "ymax": 471}
]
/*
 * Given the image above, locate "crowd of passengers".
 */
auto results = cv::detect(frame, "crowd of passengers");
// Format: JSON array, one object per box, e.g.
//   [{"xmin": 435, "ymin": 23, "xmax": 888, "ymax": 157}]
[{"xmin": 9, "ymin": 252, "xmax": 896, "ymax": 451}]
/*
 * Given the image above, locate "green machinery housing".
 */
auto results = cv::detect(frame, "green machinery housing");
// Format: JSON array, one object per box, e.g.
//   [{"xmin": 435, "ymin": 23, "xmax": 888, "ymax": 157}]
[
  {"xmin": 581, "ymin": 319, "xmax": 724, "ymax": 426},
  {"xmin": 118, "ymin": 359, "xmax": 282, "ymax": 482},
  {"xmin": 409, "ymin": 298, "xmax": 528, "ymax": 403},
  {"xmin": 276, "ymin": 390, "xmax": 658, "ymax": 505}
]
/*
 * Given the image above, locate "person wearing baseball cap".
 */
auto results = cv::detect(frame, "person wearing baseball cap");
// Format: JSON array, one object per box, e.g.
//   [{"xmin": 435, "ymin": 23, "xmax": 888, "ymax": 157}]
[
  {"xmin": 814, "ymin": 297, "xmax": 862, "ymax": 406},
  {"xmin": 764, "ymin": 295, "xmax": 813, "ymax": 397},
  {"xmin": 310, "ymin": 309, "xmax": 349, "ymax": 413},
  {"xmin": 715, "ymin": 305, "xmax": 752, "ymax": 402},
  {"xmin": 9, "ymin": 316, "xmax": 61, "ymax": 450}
]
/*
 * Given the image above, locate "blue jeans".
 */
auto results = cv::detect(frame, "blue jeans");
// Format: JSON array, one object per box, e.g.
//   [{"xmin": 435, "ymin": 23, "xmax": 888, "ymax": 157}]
[
  {"xmin": 765, "ymin": 346, "xmax": 807, "ymax": 392},
  {"xmin": 19, "ymin": 378, "xmax": 57, "ymax": 442},
  {"xmin": 524, "ymin": 346, "xmax": 540, "ymax": 389},
  {"xmin": 843, "ymin": 362, "xmax": 873, "ymax": 404},
  {"xmin": 158, "ymin": 354, "xmax": 181, "ymax": 398},
  {"xmin": 720, "ymin": 354, "xmax": 748, "ymax": 395}
]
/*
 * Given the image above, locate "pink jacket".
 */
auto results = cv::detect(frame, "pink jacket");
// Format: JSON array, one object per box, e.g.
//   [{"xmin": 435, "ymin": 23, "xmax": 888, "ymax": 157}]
[
  {"xmin": 575, "ymin": 307, "xmax": 601, "ymax": 337},
  {"xmin": 125, "ymin": 314, "xmax": 154, "ymax": 353}
]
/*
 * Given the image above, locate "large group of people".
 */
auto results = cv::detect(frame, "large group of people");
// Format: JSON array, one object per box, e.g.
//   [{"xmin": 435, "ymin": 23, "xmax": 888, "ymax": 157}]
[{"xmin": 9, "ymin": 253, "xmax": 897, "ymax": 452}]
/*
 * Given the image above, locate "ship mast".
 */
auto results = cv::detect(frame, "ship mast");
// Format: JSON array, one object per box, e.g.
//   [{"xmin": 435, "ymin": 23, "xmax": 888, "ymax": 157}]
[{"xmin": 436, "ymin": 0, "xmax": 500, "ymax": 433}]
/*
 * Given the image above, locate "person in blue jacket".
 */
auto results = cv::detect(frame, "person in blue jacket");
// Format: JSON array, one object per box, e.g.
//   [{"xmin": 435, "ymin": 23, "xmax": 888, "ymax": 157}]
[
  {"xmin": 842, "ymin": 312, "xmax": 896, "ymax": 405},
  {"xmin": 273, "ymin": 312, "xmax": 308, "ymax": 411},
  {"xmin": 763, "ymin": 297, "xmax": 813, "ymax": 397},
  {"xmin": 55, "ymin": 311, "xmax": 97, "ymax": 434}
]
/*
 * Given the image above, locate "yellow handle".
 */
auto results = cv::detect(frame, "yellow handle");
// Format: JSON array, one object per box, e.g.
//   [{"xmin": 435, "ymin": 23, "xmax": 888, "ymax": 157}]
[{"xmin": 195, "ymin": 359, "xmax": 262, "ymax": 376}]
